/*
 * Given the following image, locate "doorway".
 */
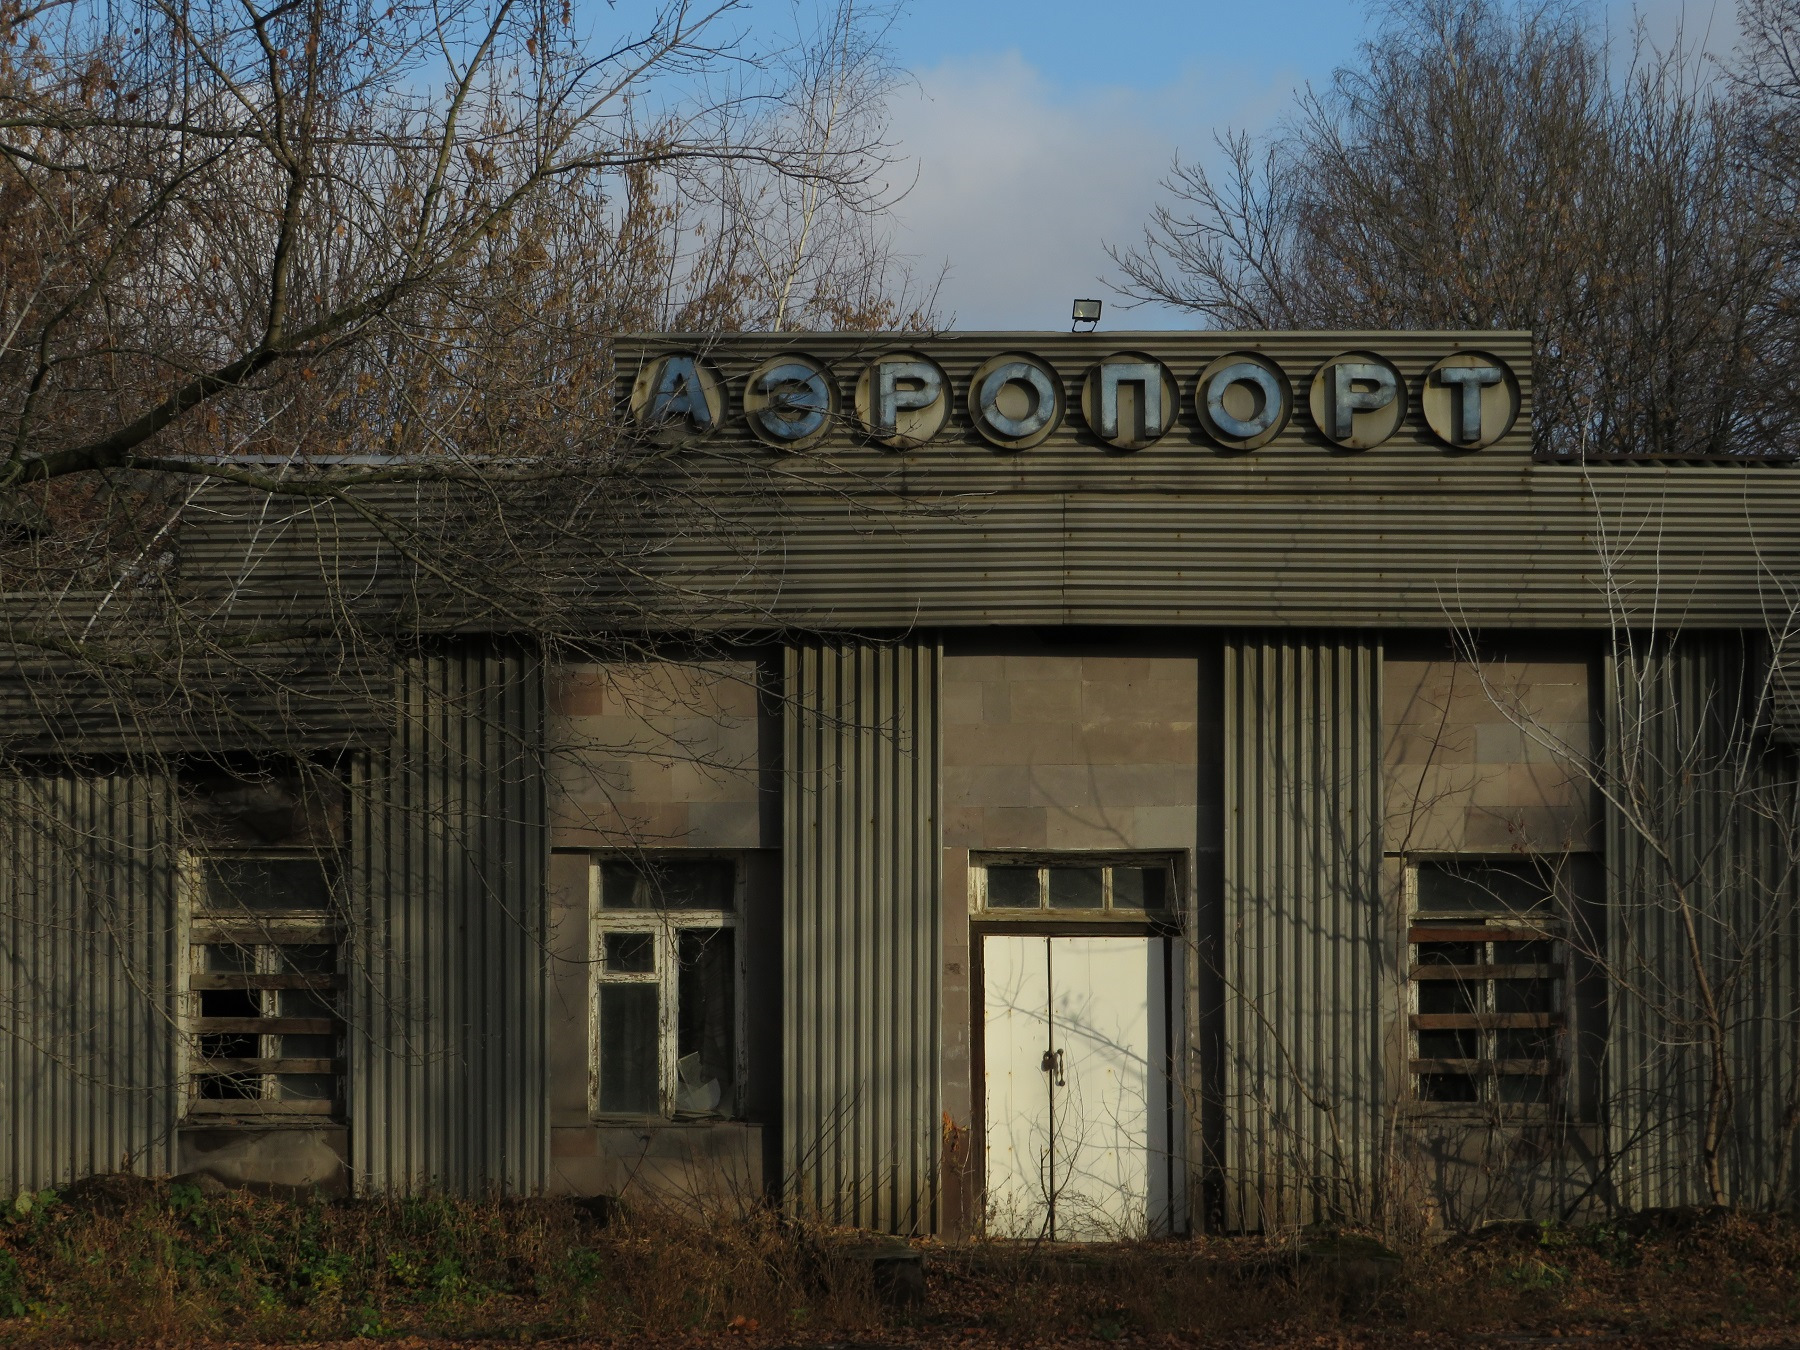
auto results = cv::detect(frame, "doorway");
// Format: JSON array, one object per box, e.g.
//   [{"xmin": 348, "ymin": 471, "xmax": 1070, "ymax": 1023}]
[{"xmin": 981, "ymin": 933, "xmax": 1175, "ymax": 1240}]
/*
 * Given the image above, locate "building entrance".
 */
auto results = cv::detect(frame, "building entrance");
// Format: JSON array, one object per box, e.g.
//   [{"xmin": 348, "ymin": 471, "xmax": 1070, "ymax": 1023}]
[{"xmin": 981, "ymin": 934, "xmax": 1174, "ymax": 1239}]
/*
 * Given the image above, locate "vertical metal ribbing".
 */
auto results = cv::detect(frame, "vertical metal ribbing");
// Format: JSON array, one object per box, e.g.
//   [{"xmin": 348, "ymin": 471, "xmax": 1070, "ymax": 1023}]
[
  {"xmin": 1223, "ymin": 635, "xmax": 1382, "ymax": 1231},
  {"xmin": 1605, "ymin": 634, "xmax": 1800, "ymax": 1209},
  {"xmin": 1, "ymin": 766, "xmax": 178, "ymax": 1193},
  {"xmin": 350, "ymin": 640, "xmax": 545, "ymax": 1195},
  {"xmin": 783, "ymin": 637, "xmax": 941, "ymax": 1234}
]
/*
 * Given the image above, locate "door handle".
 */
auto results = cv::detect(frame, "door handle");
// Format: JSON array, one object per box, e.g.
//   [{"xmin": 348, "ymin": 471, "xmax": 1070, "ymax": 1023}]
[{"xmin": 1040, "ymin": 1048, "xmax": 1066, "ymax": 1086}]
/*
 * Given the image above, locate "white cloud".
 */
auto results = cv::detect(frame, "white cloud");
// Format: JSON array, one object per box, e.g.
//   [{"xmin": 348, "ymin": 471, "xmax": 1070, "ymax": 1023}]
[
  {"xmin": 882, "ymin": 0, "xmax": 1745, "ymax": 333},
  {"xmin": 884, "ymin": 52, "xmax": 1300, "ymax": 331}
]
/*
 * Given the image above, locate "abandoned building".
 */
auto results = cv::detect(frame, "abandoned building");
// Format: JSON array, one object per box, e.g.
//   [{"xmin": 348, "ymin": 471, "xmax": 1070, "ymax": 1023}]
[{"xmin": 6, "ymin": 329, "xmax": 1800, "ymax": 1236}]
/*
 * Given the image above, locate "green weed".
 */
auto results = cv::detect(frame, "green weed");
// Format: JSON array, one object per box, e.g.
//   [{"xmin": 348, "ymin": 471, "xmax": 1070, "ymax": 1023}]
[{"xmin": 0, "ymin": 1185, "xmax": 1795, "ymax": 1344}]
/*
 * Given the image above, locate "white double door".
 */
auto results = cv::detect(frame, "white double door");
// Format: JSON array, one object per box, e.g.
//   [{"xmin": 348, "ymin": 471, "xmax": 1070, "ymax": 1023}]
[{"xmin": 983, "ymin": 934, "xmax": 1175, "ymax": 1240}]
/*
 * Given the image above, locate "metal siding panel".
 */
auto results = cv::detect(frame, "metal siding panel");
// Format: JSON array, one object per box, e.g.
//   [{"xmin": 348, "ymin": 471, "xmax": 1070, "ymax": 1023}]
[
  {"xmin": 1, "ymin": 766, "xmax": 178, "ymax": 1192},
  {"xmin": 0, "ymin": 643, "xmax": 394, "ymax": 754},
  {"xmin": 171, "ymin": 470, "xmax": 1800, "ymax": 633},
  {"xmin": 349, "ymin": 640, "xmax": 546, "ymax": 1194},
  {"xmin": 782, "ymin": 637, "xmax": 940, "ymax": 1233},
  {"xmin": 1223, "ymin": 635, "xmax": 1382, "ymax": 1230},
  {"xmin": 162, "ymin": 331, "xmax": 1800, "ymax": 635},
  {"xmin": 1605, "ymin": 635, "xmax": 1800, "ymax": 1209}
]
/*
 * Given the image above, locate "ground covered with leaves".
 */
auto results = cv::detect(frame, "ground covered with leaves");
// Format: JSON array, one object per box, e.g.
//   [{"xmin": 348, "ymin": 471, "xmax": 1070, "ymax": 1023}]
[{"xmin": 4, "ymin": 1179, "xmax": 1800, "ymax": 1345}]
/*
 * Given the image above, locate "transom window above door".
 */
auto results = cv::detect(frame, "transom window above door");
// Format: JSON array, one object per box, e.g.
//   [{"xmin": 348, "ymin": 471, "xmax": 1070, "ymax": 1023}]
[{"xmin": 973, "ymin": 855, "xmax": 1179, "ymax": 917}]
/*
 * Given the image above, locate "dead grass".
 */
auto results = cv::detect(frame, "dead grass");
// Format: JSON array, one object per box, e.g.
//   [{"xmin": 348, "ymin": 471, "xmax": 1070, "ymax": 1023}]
[
  {"xmin": 2, "ymin": 1180, "xmax": 1800, "ymax": 1345},
  {"xmin": 925, "ymin": 1211, "xmax": 1800, "ymax": 1345}
]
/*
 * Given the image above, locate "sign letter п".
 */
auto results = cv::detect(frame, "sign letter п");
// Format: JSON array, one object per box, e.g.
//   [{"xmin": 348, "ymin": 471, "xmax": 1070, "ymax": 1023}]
[{"xmin": 1096, "ymin": 363, "xmax": 1163, "ymax": 440}]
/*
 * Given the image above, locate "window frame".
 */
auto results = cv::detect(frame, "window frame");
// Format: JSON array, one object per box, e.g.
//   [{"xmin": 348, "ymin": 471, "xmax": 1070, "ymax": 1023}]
[
  {"xmin": 969, "ymin": 851, "xmax": 1184, "ymax": 924},
  {"xmin": 587, "ymin": 852, "xmax": 747, "ymax": 1122},
  {"xmin": 1404, "ymin": 855, "xmax": 1572, "ymax": 1115},
  {"xmin": 178, "ymin": 848, "xmax": 346, "ymax": 1125}
]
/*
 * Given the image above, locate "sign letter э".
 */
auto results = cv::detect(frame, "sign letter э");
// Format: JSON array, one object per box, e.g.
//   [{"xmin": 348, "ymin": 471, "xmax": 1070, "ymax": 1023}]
[{"xmin": 629, "ymin": 345, "xmax": 1522, "ymax": 452}]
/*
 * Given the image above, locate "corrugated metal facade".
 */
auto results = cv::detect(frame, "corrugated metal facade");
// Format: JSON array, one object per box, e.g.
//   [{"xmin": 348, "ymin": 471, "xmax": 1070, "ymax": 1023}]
[
  {"xmin": 164, "ymin": 330, "xmax": 1800, "ymax": 635},
  {"xmin": 783, "ymin": 638, "xmax": 941, "ymax": 1233},
  {"xmin": 1770, "ymin": 636, "xmax": 1800, "ymax": 747},
  {"xmin": 347, "ymin": 641, "xmax": 547, "ymax": 1193},
  {"xmin": 0, "ymin": 644, "xmax": 393, "ymax": 755},
  {"xmin": 1222, "ymin": 635, "xmax": 1384, "ymax": 1229},
  {"xmin": 1604, "ymin": 635, "xmax": 1800, "ymax": 1209},
  {"xmin": 618, "ymin": 471, "xmax": 1792, "ymax": 629},
  {"xmin": 0, "ymin": 767, "xmax": 179, "ymax": 1192},
  {"xmin": 12, "ymin": 323, "xmax": 1800, "ymax": 1228}
]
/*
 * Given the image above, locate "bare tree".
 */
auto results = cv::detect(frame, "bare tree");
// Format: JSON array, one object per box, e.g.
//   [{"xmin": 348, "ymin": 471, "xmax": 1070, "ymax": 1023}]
[
  {"xmin": 0, "ymin": 0, "xmax": 910, "ymax": 483},
  {"xmin": 0, "ymin": 0, "xmax": 929, "ymax": 1185},
  {"xmin": 0, "ymin": 0, "xmax": 926, "ymax": 708},
  {"xmin": 1110, "ymin": 0, "xmax": 1798, "ymax": 460}
]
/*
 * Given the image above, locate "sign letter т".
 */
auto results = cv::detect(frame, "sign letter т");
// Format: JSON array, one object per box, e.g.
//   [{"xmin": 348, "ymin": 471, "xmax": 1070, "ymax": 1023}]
[{"xmin": 1436, "ymin": 365, "xmax": 1504, "ymax": 444}]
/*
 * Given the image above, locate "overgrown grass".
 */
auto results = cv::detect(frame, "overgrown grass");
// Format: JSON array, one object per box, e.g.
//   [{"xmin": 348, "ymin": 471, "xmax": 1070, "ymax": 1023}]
[
  {"xmin": 930, "ymin": 1213, "xmax": 1800, "ymax": 1344},
  {"xmin": 0, "ymin": 1177, "xmax": 882, "ymax": 1343},
  {"xmin": 4, "ymin": 1179, "xmax": 1800, "ymax": 1344}
]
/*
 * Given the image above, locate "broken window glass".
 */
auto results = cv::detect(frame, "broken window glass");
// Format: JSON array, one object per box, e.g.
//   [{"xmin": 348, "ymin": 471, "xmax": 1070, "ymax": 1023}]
[{"xmin": 593, "ymin": 856, "xmax": 740, "ymax": 1120}]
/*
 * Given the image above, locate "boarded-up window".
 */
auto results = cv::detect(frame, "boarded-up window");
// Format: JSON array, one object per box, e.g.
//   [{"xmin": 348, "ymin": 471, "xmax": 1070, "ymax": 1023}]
[
  {"xmin": 184, "ymin": 852, "xmax": 344, "ymax": 1121},
  {"xmin": 1409, "ymin": 858, "xmax": 1566, "ymax": 1107}
]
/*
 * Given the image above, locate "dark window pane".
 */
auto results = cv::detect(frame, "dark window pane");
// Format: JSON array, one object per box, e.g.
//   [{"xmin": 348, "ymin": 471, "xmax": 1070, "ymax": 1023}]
[
  {"xmin": 279, "ymin": 989, "xmax": 334, "ymax": 1020},
  {"xmin": 1416, "ymin": 942, "xmax": 1479, "ymax": 966},
  {"xmin": 1418, "ymin": 981, "xmax": 1478, "ymax": 1016},
  {"xmin": 203, "ymin": 944, "xmax": 256, "ymax": 974},
  {"xmin": 1498, "ymin": 1027, "xmax": 1556, "ymax": 1060},
  {"xmin": 1497, "ymin": 979, "xmax": 1556, "ymax": 1014},
  {"xmin": 601, "ymin": 859, "xmax": 734, "ymax": 911},
  {"xmin": 197, "ymin": 1072, "xmax": 259, "ymax": 1100},
  {"xmin": 200, "ymin": 856, "xmax": 334, "ymax": 914},
  {"xmin": 1418, "ymin": 1029, "xmax": 1477, "ymax": 1059},
  {"xmin": 1497, "ymin": 1074, "xmax": 1550, "ymax": 1103},
  {"xmin": 986, "ymin": 866, "xmax": 1040, "ymax": 909},
  {"xmin": 604, "ymin": 932, "xmax": 655, "ymax": 973},
  {"xmin": 1047, "ymin": 867, "xmax": 1104, "ymax": 910},
  {"xmin": 1110, "ymin": 867, "xmax": 1167, "ymax": 911},
  {"xmin": 200, "ymin": 989, "xmax": 260, "ymax": 1020},
  {"xmin": 198, "ymin": 1032, "xmax": 257, "ymax": 1061},
  {"xmin": 599, "ymin": 985, "xmax": 659, "ymax": 1113},
  {"xmin": 1419, "ymin": 1073, "xmax": 1478, "ymax": 1102},
  {"xmin": 600, "ymin": 861, "xmax": 642, "ymax": 910},
  {"xmin": 676, "ymin": 929, "xmax": 736, "ymax": 1115},
  {"xmin": 279, "ymin": 944, "xmax": 336, "ymax": 975},
  {"xmin": 1417, "ymin": 860, "xmax": 1553, "ymax": 916},
  {"xmin": 654, "ymin": 861, "xmax": 735, "ymax": 909},
  {"xmin": 276, "ymin": 1073, "xmax": 335, "ymax": 1101}
]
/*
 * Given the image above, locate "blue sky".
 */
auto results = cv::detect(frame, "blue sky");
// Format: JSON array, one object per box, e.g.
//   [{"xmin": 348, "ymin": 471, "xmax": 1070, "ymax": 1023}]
[
  {"xmin": 880, "ymin": 0, "xmax": 1379, "ymax": 329},
  {"xmin": 873, "ymin": 0, "xmax": 1738, "ymax": 329},
  {"xmin": 882, "ymin": 0, "xmax": 1374, "ymax": 107},
  {"xmin": 595, "ymin": 0, "xmax": 1740, "ymax": 329}
]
